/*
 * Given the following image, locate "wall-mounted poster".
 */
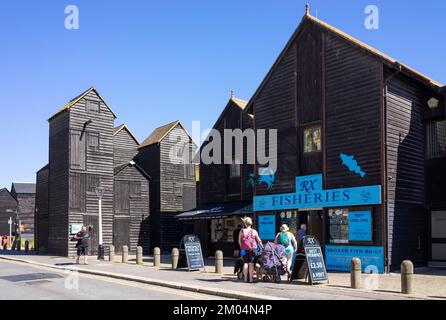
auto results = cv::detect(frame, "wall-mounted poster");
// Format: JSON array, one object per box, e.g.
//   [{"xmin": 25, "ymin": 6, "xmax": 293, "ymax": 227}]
[
  {"xmin": 329, "ymin": 209, "xmax": 349, "ymax": 244},
  {"xmin": 348, "ymin": 210, "xmax": 372, "ymax": 241},
  {"xmin": 258, "ymin": 215, "xmax": 276, "ymax": 240},
  {"xmin": 325, "ymin": 245, "xmax": 384, "ymax": 273}
]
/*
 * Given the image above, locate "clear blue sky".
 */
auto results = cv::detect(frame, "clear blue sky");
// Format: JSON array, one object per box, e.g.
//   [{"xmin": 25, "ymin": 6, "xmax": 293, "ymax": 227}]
[{"xmin": 0, "ymin": 0, "xmax": 445, "ymax": 189}]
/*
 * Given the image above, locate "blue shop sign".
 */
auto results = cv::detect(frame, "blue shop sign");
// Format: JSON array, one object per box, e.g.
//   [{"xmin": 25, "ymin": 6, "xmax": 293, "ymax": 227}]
[
  {"xmin": 349, "ymin": 211, "xmax": 372, "ymax": 241},
  {"xmin": 325, "ymin": 245, "xmax": 384, "ymax": 273},
  {"xmin": 258, "ymin": 215, "xmax": 276, "ymax": 240},
  {"xmin": 254, "ymin": 174, "xmax": 381, "ymax": 211}
]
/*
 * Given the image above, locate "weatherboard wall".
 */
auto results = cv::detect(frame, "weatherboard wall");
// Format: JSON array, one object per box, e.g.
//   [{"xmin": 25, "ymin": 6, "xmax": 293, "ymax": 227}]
[
  {"xmin": 67, "ymin": 90, "xmax": 115, "ymax": 257},
  {"xmin": 35, "ymin": 166, "xmax": 49, "ymax": 253},
  {"xmin": 0, "ymin": 189, "xmax": 17, "ymax": 236}
]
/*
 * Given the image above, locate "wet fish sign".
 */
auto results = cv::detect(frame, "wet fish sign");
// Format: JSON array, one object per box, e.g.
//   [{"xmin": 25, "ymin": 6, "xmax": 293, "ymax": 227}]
[
  {"xmin": 182, "ymin": 235, "xmax": 205, "ymax": 271},
  {"xmin": 303, "ymin": 235, "xmax": 328, "ymax": 284}
]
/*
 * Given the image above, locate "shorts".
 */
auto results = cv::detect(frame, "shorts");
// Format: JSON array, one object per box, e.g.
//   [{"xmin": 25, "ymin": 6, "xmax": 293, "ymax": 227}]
[
  {"xmin": 77, "ymin": 246, "xmax": 88, "ymax": 256},
  {"xmin": 242, "ymin": 250, "xmax": 256, "ymax": 264}
]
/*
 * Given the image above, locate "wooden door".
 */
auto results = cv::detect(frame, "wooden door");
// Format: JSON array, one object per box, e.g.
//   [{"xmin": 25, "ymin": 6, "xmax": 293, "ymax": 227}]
[
  {"xmin": 84, "ymin": 215, "xmax": 98, "ymax": 255},
  {"xmin": 114, "ymin": 218, "xmax": 130, "ymax": 254}
]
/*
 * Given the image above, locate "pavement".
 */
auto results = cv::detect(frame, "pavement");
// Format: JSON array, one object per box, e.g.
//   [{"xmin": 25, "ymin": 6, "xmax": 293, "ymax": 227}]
[
  {"xmin": 0, "ymin": 259, "xmax": 226, "ymax": 300},
  {"xmin": 1, "ymin": 251, "xmax": 445, "ymax": 300}
]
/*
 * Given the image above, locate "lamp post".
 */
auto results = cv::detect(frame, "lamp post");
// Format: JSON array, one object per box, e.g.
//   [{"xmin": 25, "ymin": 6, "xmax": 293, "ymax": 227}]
[
  {"xmin": 6, "ymin": 209, "xmax": 18, "ymax": 249},
  {"xmin": 95, "ymin": 184, "xmax": 105, "ymax": 260}
]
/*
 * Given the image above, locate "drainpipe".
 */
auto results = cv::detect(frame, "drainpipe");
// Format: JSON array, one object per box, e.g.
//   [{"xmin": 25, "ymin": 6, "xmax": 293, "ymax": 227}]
[{"xmin": 382, "ymin": 63, "xmax": 402, "ymax": 273}]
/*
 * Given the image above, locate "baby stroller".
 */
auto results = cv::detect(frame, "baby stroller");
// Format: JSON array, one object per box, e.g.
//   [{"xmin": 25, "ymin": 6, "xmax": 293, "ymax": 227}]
[{"xmin": 259, "ymin": 242, "xmax": 288, "ymax": 283}]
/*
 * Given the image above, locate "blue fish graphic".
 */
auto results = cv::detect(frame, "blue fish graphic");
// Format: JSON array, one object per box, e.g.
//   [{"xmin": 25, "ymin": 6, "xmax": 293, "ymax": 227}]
[{"xmin": 339, "ymin": 153, "xmax": 366, "ymax": 178}]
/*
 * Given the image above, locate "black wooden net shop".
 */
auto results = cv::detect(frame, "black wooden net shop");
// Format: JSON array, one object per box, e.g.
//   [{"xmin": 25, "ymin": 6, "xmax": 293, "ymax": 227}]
[{"xmin": 243, "ymin": 6, "xmax": 446, "ymax": 272}]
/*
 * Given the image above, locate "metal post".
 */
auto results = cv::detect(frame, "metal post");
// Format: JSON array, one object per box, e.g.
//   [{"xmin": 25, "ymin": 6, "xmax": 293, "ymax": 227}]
[
  {"xmin": 95, "ymin": 185, "xmax": 105, "ymax": 260},
  {"xmin": 8, "ymin": 217, "xmax": 12, "ymax": 249}
]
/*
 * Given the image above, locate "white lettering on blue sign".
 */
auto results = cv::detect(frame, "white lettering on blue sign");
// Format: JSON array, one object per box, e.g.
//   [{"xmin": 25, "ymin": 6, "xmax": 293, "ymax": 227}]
[
  {"xmin": 325, "ymin": 245, "xmax": 384, "ymax": 273},
  {"xmin": 253, "ymin": 174, "xmax": 381, "ymax": 211}
]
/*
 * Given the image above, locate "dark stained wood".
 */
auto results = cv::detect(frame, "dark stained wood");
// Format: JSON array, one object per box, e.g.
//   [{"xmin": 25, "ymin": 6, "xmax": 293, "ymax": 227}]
[
  {"xmin": 0, "ymin": 189, "xmax": 17, "ymax": 236},
  {"xmin": 35, "ymin": 165, "xmax": 49, "ymax": 252}
]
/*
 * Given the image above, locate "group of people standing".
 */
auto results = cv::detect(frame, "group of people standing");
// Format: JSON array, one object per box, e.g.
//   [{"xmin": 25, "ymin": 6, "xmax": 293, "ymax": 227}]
[{"xmin": 234, "ymin": 217, "xmax": 307, "ymax": 283}]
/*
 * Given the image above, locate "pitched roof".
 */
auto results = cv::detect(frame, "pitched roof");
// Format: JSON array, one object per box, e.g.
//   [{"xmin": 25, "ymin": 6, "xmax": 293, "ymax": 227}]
[
  {"xmin": 231, "ymin": 97, "xmax": 248, "ymax": 110},
  {"xmin": 48, "ymin": 87, "xmax": 117, "ymax": 122},
  {"xmin": 113, "ymin": 124, "xmax": 140, "ymax": 145},
  {"xmin": 246, "ymin": 9, "xmax": 443, "ymax": 112},
  {"xmin": 114, "ymin": 162, "xmax": 152, "ymax": 180},
  {"xmin": 11, "ymin": 182, "xmax": 36, "ymax": 194},
  {"xmin": 138, "ymin": 120, "xmax": 181, "ymax": 149}
]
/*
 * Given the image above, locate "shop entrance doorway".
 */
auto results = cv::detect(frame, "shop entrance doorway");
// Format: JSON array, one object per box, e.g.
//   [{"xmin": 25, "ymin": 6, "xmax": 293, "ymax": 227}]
[{"xmin": 431, "ymin": 210, "xmax": 446, "ymax": 262}]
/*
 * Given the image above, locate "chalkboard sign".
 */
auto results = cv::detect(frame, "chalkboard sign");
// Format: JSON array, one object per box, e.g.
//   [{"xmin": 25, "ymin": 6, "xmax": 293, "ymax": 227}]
[
  {"xmin": 303, "ymin": 235, "xmax": 328, "ymax": 284},
  {"xmin": 181, "ymin": 235, "xmax": 205, "ymax": 271}
]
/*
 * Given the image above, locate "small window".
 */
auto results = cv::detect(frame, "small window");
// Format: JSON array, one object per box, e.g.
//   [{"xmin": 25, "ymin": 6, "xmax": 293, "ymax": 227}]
[
  {"xmin": 427, "ymin": 120, "xmax": 446, "ymax": 159},
  {"xmin": 130, "ymin": 181, "xmax": 141, "ymax": 198},
  {"xmin": 88, "ymin": 132, "xmax": 100, "ymax": 151},
  {"xmin": 86, "ymin": 100, "xmax": 99, "ymax": 113},
  {"xmin": 183, "ymin": 164, "xmax": 195, "ymax": 179},
  {"xmin": 87, "ymin": 175, "xmax": 100, "ymax": 193},
  {"xmin": 173, "ymin": 183, "xmax": 182, "ymax": 197},
  {"xmin": 304, "ymin": 126, "xmax": 322, "ymax": 153}
]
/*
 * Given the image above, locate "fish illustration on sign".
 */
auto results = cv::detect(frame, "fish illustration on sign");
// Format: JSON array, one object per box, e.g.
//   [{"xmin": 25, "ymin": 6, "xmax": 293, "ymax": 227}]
[
  {"xmin": 339, "ymin": 153, "xmax": 366, "ymax": 178},
  {"xmin": 248, "ymin": 168, "xmax": 276, "ymax": 189}
]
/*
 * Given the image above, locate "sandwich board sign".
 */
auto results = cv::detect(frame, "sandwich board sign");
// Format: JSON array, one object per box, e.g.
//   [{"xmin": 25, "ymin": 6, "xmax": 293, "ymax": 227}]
[
  {"xmin": 303, "ymin": 235, "xmax": 328, "ymax": 284},
  {"xmin": 181, "ymin": 235, "xmax": 205, "ymax": 271}
]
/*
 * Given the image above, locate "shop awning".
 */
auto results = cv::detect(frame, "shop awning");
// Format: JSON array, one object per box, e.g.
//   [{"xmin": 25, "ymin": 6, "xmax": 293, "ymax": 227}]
[{"xmin": 175, "ymin": 201, "xmax": 253, "ymax": 220}]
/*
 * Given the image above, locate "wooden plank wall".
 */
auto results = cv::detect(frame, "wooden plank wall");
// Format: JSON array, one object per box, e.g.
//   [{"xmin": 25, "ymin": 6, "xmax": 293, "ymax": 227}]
[
  {"xmin": 35, "ymin": 167, "xmax": 49, "ymax": 252},
  {"xmin": 0, "ymin": 189, "xmax": 17, "ymax": 236},
  {"xmin": 114, "ymin": 165, "xmax": 150, "ymax": 253},
  {"xmin": 48, "ymin": 112, "xmax": 70, "ymax": 256},
  {"xmin": 324, "ymin": 31, "xmax": 383, "ymax": 246},
  {"xmin": 386, "ymin": 73, "xmax": 429, "ymax": 268},
  {"xmin": 67, "ymin": 90, "xmax": 115, "ymax": 257},
  {"xmin": 114, "ymin": 129, "xmax": 138, "ymax": 166}
]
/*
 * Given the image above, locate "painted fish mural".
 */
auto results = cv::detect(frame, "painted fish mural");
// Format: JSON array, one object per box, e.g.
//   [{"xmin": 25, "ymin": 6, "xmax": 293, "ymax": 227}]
[
  {"xmin": 339, "ymin": 153, "xmax": 366, "ymax": 178},
  {"xmin": 248, "ymin": 168, "xmax": 276, "ymax": 189}
]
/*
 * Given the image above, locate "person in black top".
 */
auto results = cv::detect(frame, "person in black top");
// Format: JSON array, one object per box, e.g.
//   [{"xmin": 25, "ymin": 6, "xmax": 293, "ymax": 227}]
[
  {"xmin": 233, "ymin": 224, "xmax": 242, "ymax": 258},
  {"xmin": 74, "ymin": 226, "xmax": 90, "ymax": 265}
]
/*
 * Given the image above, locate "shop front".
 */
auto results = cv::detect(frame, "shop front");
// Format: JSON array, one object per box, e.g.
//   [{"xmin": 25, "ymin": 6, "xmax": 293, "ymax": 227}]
[
  {"xmin": 175, "ymin": 201, "xmax": 253, "ymax": 257},
  {"xmin": 254, "ymin": 174, "xmax": 385, "ymax": 273}
]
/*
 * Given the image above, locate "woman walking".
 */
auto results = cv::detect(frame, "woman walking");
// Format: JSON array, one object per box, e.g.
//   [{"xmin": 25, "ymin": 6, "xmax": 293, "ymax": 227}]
[
  {"xmin": 275, "ymin": 224, "xmax": 298, "ymax": 275},
  {"xmin": 238, "ymin": 217, "xmax": 263, "ymax": 283}
]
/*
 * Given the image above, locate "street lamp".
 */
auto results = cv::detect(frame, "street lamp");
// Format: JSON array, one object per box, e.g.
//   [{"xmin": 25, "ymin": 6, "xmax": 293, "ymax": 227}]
[
  {"xmin": 95, "ymin": 184, "xmax": 105, "ymax": 260},
  {"xmin": 5, "ymin": 209, "xmax": 16, "ymax": 249}
]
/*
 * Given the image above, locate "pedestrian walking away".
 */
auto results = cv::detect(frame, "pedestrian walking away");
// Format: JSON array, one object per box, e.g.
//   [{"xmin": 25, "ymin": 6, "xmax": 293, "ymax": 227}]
[
  {"xmin": 72, "ymin": 226, "xmax": 90, "ymax": 265},
  {"xmin": 275, "ymin": 224, "xmax": 298, "ymax": 275},
  {"xmin": 238, "ymin": 217, "xmax": 263, "ymax": 283}
]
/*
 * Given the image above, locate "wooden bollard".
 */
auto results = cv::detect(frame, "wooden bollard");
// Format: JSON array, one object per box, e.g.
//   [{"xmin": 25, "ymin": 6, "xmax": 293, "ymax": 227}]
[
  {"xmin": 25, "ymin": 240, "xmax": 29, "ymax": 253},
  {"xmin": 109, "ymin": 245, "xmax": 115, "ymax": 262},
  {"xmin": 122, "ymin": 245, "xmax": 129, "ymax": 263},
  {"xmin": 136, "ymin": 246, "xmax": 143, "ymax": 265},
  {"xmin": 171, "ymin": 248, "xmax": 179, "ymax": 269},
  {"xmin": 350, "ymin": 258, "xmax": 362, "ymax": 289},
  {"xmin": 401, "ymin": 260, "xmax": 414, "ymax": 294},
  {"xmin": 153, "ymin": 247, "xmax": 161, "ymax": 267},
  {"xmin": 215, "ymin": 250, "xmax": 224, "ymax": 274}
]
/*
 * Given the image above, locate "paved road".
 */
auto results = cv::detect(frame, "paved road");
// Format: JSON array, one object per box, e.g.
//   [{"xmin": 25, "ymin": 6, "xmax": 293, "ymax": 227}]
[{"xmin": 0, "ymin": 259, "xmax": 228, "ymax": 300}]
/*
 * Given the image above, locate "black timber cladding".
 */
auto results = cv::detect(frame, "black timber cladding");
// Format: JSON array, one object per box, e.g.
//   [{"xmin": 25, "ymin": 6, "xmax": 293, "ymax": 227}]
[
  {"xmin": 136, "ymin": 122, "xmax": 196, "ymax": 252},
  {"xmin": 35, "ymin": 165, "xmax": 49, "ymax": 252},
  {"xmin": 0, "ymin": 189, "xmax": 17, "ymax": 236}
]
